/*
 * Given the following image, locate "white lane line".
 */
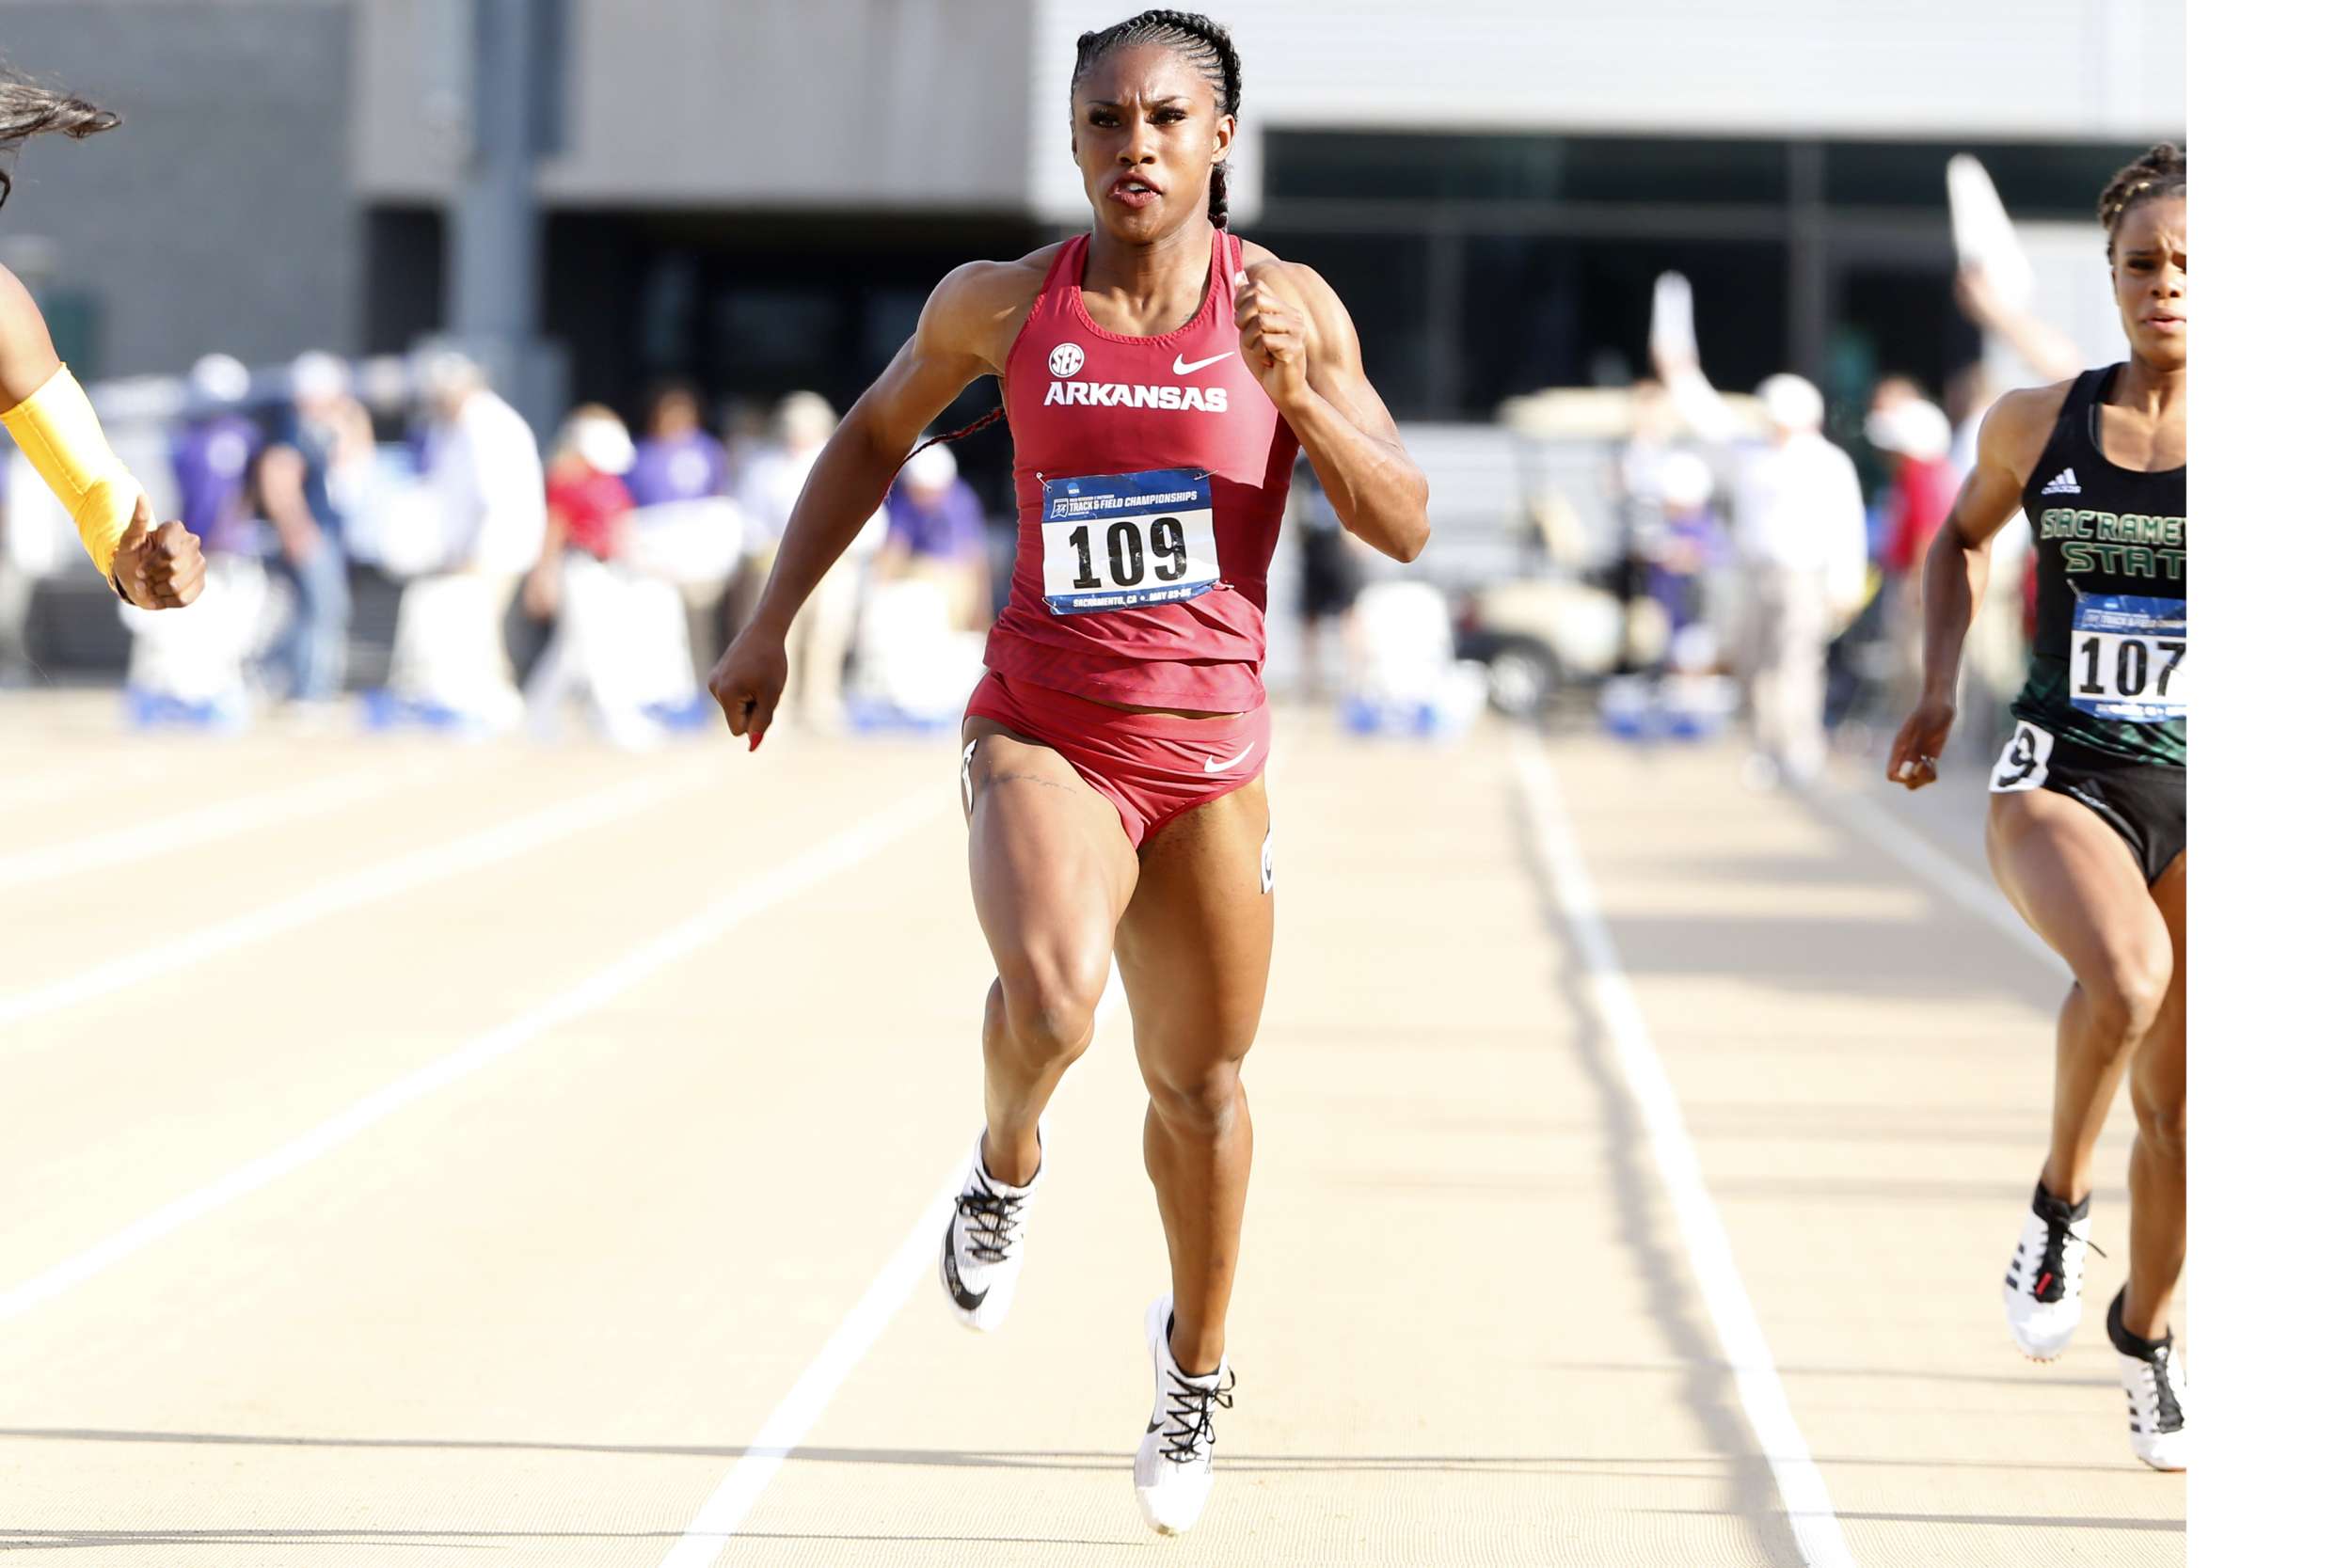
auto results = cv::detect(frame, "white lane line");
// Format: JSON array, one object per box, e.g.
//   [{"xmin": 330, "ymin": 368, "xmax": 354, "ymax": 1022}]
[
  {"xmin": 656, "ymin": 1164, "xmax": 965, "ymax": 1568},
  {"xmin": 1510, "ymin": 729, "xmax": 1855, "ymax": 1568},
  {"xmin": 0, "ymin": 789, "xmax": 943, "ymax": 1324},
  {"xmin": 0, "ymin": 770, "xmax": 693, "ymax": 1034},
  {"xmin": 0, "ymin": 757, "xmax": 447, "ymax": 893},
  {"xmin": 1816, "ymin": 785, "xmax": 2068, "ymax": 978},
  {"xmin": 660, "ymin": 933, "xmax": 1137, "ymax": 1566}
]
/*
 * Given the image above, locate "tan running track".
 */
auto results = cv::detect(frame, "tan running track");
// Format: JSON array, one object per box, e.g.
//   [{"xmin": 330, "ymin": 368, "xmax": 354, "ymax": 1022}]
[{"xmin": 0, "ymin": 694, "xmax": 2182, "ymax": 1564}]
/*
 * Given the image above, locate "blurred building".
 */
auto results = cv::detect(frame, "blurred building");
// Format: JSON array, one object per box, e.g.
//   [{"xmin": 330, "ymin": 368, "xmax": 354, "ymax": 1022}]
[{"xmin": 7, "ymin": 0, "xmax": 2181, "ymax": 430}]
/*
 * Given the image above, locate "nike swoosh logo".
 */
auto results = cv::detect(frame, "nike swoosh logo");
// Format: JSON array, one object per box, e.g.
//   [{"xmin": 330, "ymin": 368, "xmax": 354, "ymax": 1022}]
[
  {"xmin": 1201, "ymin": 741, "xmax": 1254, "ymax": 775},
  {"xmin": 942, "ymin": 1227, "xmax": 988, "ymax": 1312},
  {"xmin": 1171, "ymin": 352, "xmax": 1234, "ymax": 376}
]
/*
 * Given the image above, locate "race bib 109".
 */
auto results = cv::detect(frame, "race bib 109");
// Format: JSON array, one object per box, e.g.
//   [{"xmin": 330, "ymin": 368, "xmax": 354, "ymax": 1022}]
[
  {"xmin": 2070, "ymin": 594, "xmax": 2185, "ymax": 722},
  {"xmin": 1041, "ymin": 467, "xmax": 1220, "ymax": 615}
]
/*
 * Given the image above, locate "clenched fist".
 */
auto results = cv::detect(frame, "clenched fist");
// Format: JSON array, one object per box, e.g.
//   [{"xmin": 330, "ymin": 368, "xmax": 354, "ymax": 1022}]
[
  {"xmin": 1885, "ymin": 696, "xmax": 1955, "ymax": 790},
  {"xmin": 707, "ymin": 621, "xmax": 790, "ymax": 752},
  {"xmin": 1234, "ymin": 263, "xmax": 1311, "ymax": 413},
  {"xmin": 110, "ymin": 495, "xmax": 206, "ymax": 610}
]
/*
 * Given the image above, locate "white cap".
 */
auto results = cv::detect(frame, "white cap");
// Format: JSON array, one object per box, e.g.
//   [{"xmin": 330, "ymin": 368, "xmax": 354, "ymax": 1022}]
[
  {"xmin": 561, "ymin": 409, "xmax": 636, "ymax": 476},
  {"xmin": 289, "ymin": 350, "xmax": 350, "ymax": 404},
  {"xmin": 1865, "ymin": 397, "xmax": 1952, "ymax": 461},
  {"xmin": 1660, "ymin": 451, "xmax": 1714, "ymax": 508},
  {"xmin": 903, "ymin": 439, "xmax": 958, "ymax": 490},
  {"xmin": 776, "ymin": 390, "xmax": 836, "ymax": 447},
  {"xmin": 1756, "ymin": 372, "xmax": 1824, "ymax": 432},
  {"xmin": 189, "ymin": 353, "xmax": 250, "ymax": 406},
  {"xmin": 415, "ymin": 346, "xmax": 484, "ymax": 402}
]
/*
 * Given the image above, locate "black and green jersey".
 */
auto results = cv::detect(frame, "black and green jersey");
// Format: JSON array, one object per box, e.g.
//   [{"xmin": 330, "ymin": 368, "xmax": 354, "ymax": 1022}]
[{"xmin": 2012, "ymin": 365, "xmax": 2185, "ymax": 768}]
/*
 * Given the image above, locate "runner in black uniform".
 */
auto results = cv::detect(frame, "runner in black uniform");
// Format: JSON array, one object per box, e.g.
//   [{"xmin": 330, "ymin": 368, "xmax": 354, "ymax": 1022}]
[{"xmin": 1887, "ymin": 144, "xmax": 2185, "ymax": 1470}]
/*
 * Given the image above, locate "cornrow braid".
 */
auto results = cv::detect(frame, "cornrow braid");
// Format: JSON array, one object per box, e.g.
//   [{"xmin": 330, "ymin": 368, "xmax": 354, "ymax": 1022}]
[
  {"xmin": 2097, "ymin": 142, "xmax": 2185, "ymax": 258},
  {"xmin": 0, "ymin": 58, "xmax": 120, "ymax": 210},
  {"xmin": 1072, "ymin": 10, "xmax": 1242, "ymax": 230}
]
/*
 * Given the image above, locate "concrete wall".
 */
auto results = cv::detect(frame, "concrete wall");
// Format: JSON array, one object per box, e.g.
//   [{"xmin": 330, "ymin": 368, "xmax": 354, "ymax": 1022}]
[
  {"xmin": 1026, "ymin": 0, "xmax": 2185, "ymax": 225},
  {"xmin": 0, "ymin": 0, "xmax": 360, "ymax": 378},
  {"xmin": 353, "ymin": 0, "xmax": 1040, "ymax": 209}
]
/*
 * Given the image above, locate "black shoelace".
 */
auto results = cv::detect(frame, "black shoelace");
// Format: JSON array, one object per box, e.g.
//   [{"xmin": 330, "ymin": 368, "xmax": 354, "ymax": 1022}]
[
  {"xmin": 2143, "ymin": 1345, "xmax": 2185, "ymax": 1433},
  {"xmin": 1156, "ymin": 1368, "xmax": 1237, "ymax": 1465},
  {"xmin": 2030, "ymin": 1217, "xmax": 2106, "ymax": 1302},
  {"xmin": 954, "ymin": 1188, "xmax": 1026, "ymax": 1265}
]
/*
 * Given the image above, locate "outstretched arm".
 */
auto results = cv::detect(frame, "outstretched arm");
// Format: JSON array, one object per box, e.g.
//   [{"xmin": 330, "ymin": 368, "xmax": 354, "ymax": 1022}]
[
  {"xmin": 710, "ymin": 256, "xmax": 1039, "ymax": 742},
  {"xmin": 1234, "ymin": 254, "xmax": 1428, "ymax": 562},
  {"xmin": 1885, "ymin": 384, "xmax": 2058, "ymax": 788},
  {"xmin": 1956, "ymin": 264, "xmax": 2083, "ymax": 383},
  {"xmin": 0, "ymin": 264, "xmax": 204, "ymax": 607}
]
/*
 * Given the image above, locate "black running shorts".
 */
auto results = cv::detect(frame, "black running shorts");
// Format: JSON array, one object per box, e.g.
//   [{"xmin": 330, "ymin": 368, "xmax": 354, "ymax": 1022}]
[{"xmin": 1989, "ymin": 717, "xmax": 2185, "ymax": 885}]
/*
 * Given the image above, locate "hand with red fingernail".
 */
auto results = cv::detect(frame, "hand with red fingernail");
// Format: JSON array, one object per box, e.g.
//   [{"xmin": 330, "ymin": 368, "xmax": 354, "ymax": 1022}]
[{"xmin": 707, "ymin": 626, "xmax": 789, "ymax": 756}]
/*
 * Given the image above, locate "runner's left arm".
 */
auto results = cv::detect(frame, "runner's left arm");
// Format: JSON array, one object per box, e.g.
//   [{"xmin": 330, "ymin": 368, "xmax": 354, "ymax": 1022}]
[{"xmin": 1233, "ymin": 257, "xmax": 1428, "ymax": 562}]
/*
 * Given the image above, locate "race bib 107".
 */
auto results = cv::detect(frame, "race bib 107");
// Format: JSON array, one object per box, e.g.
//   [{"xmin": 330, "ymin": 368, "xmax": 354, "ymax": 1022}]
[
  {"xmin": 1041, "ymin": 467, "xmax": 1220, "ymax": 615},
  {"xmin": 2069, "ymin": 594, "xmax": 2185, "ymax": 722}
]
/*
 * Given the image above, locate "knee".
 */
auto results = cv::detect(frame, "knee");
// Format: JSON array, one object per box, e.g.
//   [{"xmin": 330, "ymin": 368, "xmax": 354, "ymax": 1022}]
[
  {"xmin": 1144, "ymin": 1059, "xmax": 1246, "ymax": 1141},
  {"xmin": 993, "ymin": 969, "xmax": 1101, "ymax": 1069},
  {"xmin": 2078, "ymin": 950, "xmax": 2172, "ymax": 1049}
]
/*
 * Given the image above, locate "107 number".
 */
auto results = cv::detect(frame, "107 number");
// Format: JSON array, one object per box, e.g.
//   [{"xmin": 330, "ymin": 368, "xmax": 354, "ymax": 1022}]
[{"xmin": 2077, "ymin": 636, "xmax": 2185, "ymax": 700}]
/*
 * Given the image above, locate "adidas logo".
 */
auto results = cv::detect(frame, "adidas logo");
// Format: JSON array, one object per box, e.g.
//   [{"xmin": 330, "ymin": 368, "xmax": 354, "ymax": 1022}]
[{"xmin": 2042, "ymin": 467, "xmax": 2082, "ymax": 496}]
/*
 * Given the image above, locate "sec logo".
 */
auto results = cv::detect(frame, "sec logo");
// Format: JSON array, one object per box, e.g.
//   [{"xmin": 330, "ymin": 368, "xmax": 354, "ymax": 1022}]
[{"xmin": 1048, "ymin": 342, "xmax": 1086, "ymax": 378}]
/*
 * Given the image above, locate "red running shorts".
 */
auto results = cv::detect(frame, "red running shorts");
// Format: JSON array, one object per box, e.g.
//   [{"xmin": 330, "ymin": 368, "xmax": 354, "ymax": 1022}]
[{"xmin": 961, "ymin": 670, "xmax": 1270, "ymax": 847}]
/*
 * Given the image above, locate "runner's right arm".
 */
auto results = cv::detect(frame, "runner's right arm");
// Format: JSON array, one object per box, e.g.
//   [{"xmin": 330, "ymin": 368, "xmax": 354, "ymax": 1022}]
[
  {"xmin": 710, "ymin": 256, "xmax": 1041, "ymax": 740},
  {"xmin": 1884, "ymin": 385, "xmax": 2057, "ymax": 788},
  {"xmin": 0, "ymin": 264, "xmax": 206, "ymax": 608}
]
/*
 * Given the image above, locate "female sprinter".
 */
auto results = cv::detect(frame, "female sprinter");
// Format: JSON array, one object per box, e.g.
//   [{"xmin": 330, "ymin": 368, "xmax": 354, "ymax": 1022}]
[
  {"xmin": 0, "ymin": 62, "xmax": 205, "ymax": 608},
  {"xmin": 708, "ymin": 10, "xmax": 1426, "ymax": 1534},
  {"xmin": 1886, "ymin": 145, "xmax": 2185, "ymax": 1470}
]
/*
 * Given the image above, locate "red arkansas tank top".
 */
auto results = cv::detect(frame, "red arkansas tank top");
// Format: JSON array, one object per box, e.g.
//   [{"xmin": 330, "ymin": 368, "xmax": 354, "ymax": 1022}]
[{"xmin": 984, "ymin": 230, "xmax": 1299, "ymax": 711}]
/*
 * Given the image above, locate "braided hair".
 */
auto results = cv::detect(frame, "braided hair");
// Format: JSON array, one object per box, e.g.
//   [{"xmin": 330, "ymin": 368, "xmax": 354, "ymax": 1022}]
[
  {"xmin": 903, "ymin": 14, "xmax": 1243, "ymax": 469},
  {"xmin": 1071, "ymin": 10, "xmax": 1242, "ymax": 230},
  {"xmin": 2097, "ymin": 142, "xmax": 2185, "ymax": 259},
  {"xmin": 0, "ymin": 59, "xmax": 119, "ymax": 210}
]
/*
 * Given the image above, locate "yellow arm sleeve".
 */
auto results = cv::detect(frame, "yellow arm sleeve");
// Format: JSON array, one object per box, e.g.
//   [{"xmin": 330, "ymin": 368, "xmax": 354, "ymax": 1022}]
[{"xmin": 0, "ymin": 364, "xmax": 141, "ymax": 584}]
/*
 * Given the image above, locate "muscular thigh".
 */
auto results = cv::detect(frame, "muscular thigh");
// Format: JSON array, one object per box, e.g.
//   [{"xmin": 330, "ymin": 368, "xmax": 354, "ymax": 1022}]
[
  {"xmin": 1986, "ymin": 786, "xmax": 2170, "ymax": 993},
  {"xmin": 1116, "ymin": 778, "xmax": 1276, "ymax": 1080},
  {"xmin": 962, "ymin": 716, "xmax": 1137, "ymax": 997}
]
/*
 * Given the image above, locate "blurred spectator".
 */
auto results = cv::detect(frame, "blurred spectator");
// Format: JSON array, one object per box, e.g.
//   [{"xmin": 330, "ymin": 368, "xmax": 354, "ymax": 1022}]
[
  {"xmin": 738, "ymin": 391, "xmax": 887, "ymax": 733},
  {"xmin": 382, "ymin": 349, "xmax": 545, "ymax": 729},
  {"xmin": 169, "ymin": 354, "xmax": 262, "ymax": 557},
  {"xmin": 1608, "ymin": 378, "xmax": 1679, "ymax": 670},
  {"xmin": 1865, "ymin": 390, "xmax": 1960, "ymax": 708},
  {"xmin": 119, "ymin": 353, "xmax": 271, "ymax": 725},
  {"xmin": 1656, "ymin": 323, "xmax": 1867, "ymax": 785},
  {"xmin": 420, "ymin": 349, "xmax": 546, "ymax": 581},
  {"xmin": 1643, "ymin": 450, "xmax": 1729, "ymax": 670},
  {"xmin": 628, "ymin": 380, "xmax": 739, "ymax": 678},
  {"xmin": 252, "ymin": 350, "xmax": 365, "ymax": 708},
  {"xmin": 878, "ymin": 440, "xmax": 988, "ymax": 632},
  {"xmin": 523, "ymin": 404, "xmax": 674, "ymax": 749},
  {"xmin": 1293, "ymin": 456, "xmax": 1363, "ymax": 701},
  {"xmin": 628, "ymin": 382, "xmax": 729, "ymax": 507}
]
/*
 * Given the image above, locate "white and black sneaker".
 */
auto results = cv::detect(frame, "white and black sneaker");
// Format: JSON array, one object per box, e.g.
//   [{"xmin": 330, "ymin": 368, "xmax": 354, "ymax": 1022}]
[
  {"xmin": 2003, "ymin": 1180, "xmax": 2102, "ymax": 1360},
  {"xmin": 938, "ymin": 1127, "xmax": 1041, "ymax": 1334},
  {"xmin": 2108, "ymin": 1290, "xmax": 2187, "ymax": 1471},
  {"xmin": 1133, "ymin": 1292, "xmax": 1234, "ymax": 1537}
]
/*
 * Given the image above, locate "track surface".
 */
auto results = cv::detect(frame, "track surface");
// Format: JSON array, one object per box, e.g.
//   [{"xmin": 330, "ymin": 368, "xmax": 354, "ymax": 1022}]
[{"xmin": 0, "ymin": 694, "xmax": 2184, "ymax": 1564}]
